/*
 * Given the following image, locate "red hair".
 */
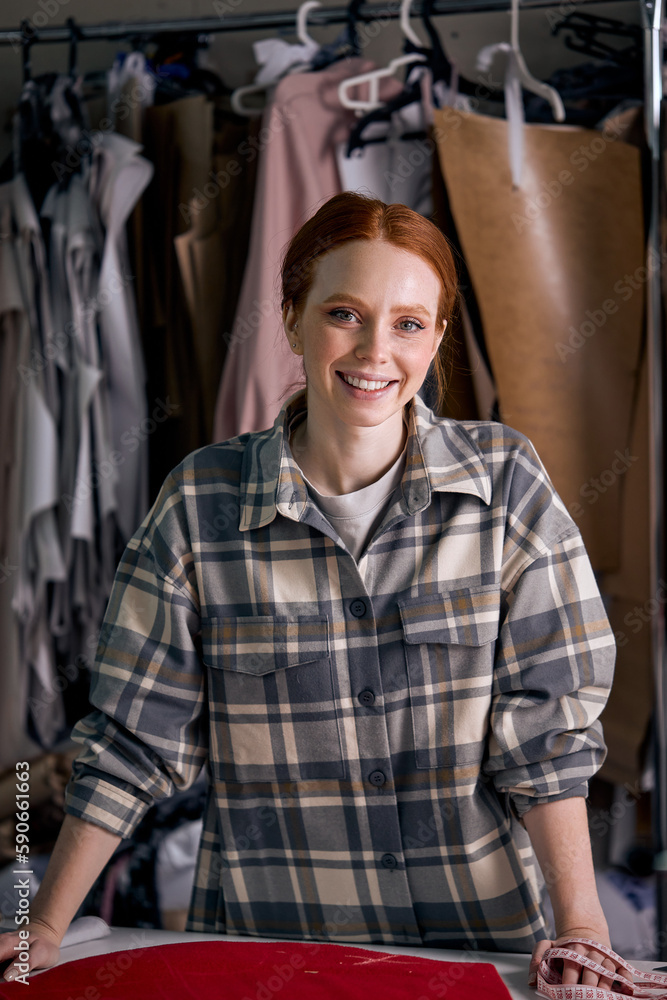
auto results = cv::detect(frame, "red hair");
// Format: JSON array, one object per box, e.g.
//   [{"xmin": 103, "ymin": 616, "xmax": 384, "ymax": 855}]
[{"xmin": 280, "ymin": 192, "xmax": 459, "ymax": 411}]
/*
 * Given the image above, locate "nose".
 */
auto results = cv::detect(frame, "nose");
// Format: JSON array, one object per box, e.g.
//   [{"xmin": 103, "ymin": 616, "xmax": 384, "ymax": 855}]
[{"xmin": 354, "ymin": 322, "xmax": 390, "ymax": 365}]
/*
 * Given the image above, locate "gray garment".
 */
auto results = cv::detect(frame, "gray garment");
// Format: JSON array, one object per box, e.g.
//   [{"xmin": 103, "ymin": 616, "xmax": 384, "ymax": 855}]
[
  {"xmin": 64, "ymin": 391, "xmax": 614, "ymax": 950},
  {"xmin": 0, "ymin": 174, "xmax": 67, "ymax": 752}
]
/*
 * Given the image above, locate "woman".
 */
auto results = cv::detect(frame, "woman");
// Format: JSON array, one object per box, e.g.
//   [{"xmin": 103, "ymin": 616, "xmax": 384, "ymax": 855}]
[{"xmin": 2, "ymin": 193, "xmax": 625, "ymax": 990}]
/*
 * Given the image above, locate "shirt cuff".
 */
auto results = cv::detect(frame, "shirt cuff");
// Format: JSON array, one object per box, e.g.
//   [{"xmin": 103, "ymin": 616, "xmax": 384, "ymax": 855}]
[
  {"xmin": 510, "ymin": 781, "xmax": 590, "ymax": 819},
  {"xmin": 64, "ymin": 772, "xmax": 152, "ymax": 839}
]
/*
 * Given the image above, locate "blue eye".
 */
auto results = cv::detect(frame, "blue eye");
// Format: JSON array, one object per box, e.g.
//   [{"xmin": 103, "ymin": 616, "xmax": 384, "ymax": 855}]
[
  {"xmin": 330, "ymin": 309, "xmax": 357, "ymax": 322},
  {"xmin": 399, "ymin": 319, "xmax": 425, "ymax": 332}
]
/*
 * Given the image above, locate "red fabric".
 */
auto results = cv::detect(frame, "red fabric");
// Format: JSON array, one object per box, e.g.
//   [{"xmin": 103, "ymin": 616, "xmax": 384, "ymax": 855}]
[{"xmin": 0, "ymin": 940, "xmax": 513, "ymax": 999}]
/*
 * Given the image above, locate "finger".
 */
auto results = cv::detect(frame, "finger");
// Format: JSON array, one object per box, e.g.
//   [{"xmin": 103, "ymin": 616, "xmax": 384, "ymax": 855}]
[
  {"xmin": 3, "ymin": 937, "xmax": 59, "ymax": 981},
  {"xmin": 528, "ymin": 939, "xmax": 553, "ymax": 987},
  {"xmin": 561, "ymin": 957, "xmax": 584, "ymax": 985},
  {"xmin": 559, "ymin": 940, "xmax": 588, "ymax": 986},
  {"xmin": 597, "ymin": 957, "xmax": 618, "ymax": 991},
  {"xmin": 529, "ymin": 939, "xmax": 552, "ymax": 974}
]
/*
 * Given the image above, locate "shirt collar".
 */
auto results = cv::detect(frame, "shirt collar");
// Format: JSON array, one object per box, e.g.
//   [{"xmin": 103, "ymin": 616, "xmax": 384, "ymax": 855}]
[{"xmin": 238, "ymin": 390, "xmax": 491, "ymax": 532}]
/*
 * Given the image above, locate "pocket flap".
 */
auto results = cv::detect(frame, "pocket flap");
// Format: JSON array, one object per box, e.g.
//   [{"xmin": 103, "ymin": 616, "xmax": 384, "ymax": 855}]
[
  {"xmin": 398, "ymin": 586, "xmax": 500, "ymax": 647},
  {"xmin": 202, "ymin": 615, "xmax": 330, "ymax": 675}
]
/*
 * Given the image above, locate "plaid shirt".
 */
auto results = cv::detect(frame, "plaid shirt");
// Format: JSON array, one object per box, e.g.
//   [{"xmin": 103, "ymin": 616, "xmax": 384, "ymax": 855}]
[{"xmin": 65, "ymin": 391, "xmax": 614, "ymax": 952}]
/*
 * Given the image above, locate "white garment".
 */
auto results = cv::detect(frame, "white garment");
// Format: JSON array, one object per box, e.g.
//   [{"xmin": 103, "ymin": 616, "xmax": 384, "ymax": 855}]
[
  {"xmin": 251, "ymin": 36, "xmax": 319, "ymax": 86},
  {"xmin": 155, "ymin": 819, "xmax": 204, "ymax": 912},
  {"xmin": 89, "ymin": 132, "xmax": 153, "ymax": 539},
  {"xmin": 335, "ymin": 100, "xmax": 433, "ymax": 216},
  {"xmin": 107, "ymin": 52, "xmax": 156, "ymax": 114}
]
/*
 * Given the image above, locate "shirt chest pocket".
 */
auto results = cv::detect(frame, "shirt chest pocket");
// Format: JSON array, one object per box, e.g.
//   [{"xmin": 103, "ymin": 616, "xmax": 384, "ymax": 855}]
[
  {"xmin": 398, "ymin": 586, "xmax": 500, "ymax": 770},
  {"xmin": 202, "ymin": 615, "xmax": 345, "ymax": 784}
]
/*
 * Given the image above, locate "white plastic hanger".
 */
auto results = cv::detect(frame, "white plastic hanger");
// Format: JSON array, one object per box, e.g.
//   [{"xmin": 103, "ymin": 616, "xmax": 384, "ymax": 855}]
[
  {"xmin": 338, "ymin": 0, "xmax": 427, "ymax": 114},
  {"xmin": 508, "ymin": 0, "xmax": 565, "ymax": 120},
  {"xmin": 297, "ymin": 0, "xmax": 322, "ymax": 45},
  {"xmin": 476, "ymin": 0, "xmax": 564, "ymax": 186},
  {"xmin": 230, "ymin": 0, "xmax": 322, "ymax": 116},
  {"xmin": 338, "ymin": 53, "xmax": 427, "ymax": 113},
  {"xmin": 399, "ymin": 0, "xmax": 424, "ymax": 48}
]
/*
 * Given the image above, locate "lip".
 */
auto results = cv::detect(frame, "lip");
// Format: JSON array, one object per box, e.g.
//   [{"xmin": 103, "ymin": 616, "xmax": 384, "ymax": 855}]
[{"xmin": 337, "ymin": 369, "xmax": 397, "ymax": 382}]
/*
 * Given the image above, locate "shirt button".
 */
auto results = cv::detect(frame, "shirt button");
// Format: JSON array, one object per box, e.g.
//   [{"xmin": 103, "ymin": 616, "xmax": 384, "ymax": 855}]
[
  {"xmin": 349, "ymin": 599, "xmax": 367, "ymax": 618},
  {"xmin": 358, "ymin": 689, "xmax": 375, "ymax": 707},
  {"xmin": 369, "ymin": 770, "xmax": 386, "ymax": 787},
  {"xmin": 381, "ymin": 854, "xmax": 398, "ymax": 869}
]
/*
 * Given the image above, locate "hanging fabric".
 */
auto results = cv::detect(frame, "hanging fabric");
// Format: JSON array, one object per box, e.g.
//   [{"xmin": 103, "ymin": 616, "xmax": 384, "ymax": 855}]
[
  {"xmin": 432, "ymin": 105, "xmax": 644, "ymax": 574},
  {"xmin": 0, "ymin": 67, "xmax": 154, "ymax": 754}
]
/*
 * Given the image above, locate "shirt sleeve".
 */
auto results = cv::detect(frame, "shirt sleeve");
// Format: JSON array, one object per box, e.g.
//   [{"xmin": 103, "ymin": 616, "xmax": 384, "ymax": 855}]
[
  {"xmin": 64, "ymin": 472, "xmax": 207, "ymax": 839},
  {"xmin": 484, "ymin": 525, "xmax": 615, "ymax": 818}
]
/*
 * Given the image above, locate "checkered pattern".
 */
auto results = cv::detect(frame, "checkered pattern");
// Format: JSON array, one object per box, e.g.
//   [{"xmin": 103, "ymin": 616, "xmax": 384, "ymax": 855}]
[{"xmin": 65, "ymin": 391, "xmax": 614, "ymax": 952}]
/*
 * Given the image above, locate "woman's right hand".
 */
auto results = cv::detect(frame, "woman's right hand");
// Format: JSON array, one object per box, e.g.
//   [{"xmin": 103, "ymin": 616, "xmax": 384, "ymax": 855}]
[{"xmin": 0, "ymin": 919, "xmax": 61, "ymax": 982}]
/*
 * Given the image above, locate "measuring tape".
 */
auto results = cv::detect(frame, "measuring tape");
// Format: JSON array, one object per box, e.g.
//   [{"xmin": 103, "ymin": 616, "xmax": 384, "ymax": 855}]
[{"xmin": 537, "ymin": 938, "xmax": 667, "ymax": 999}]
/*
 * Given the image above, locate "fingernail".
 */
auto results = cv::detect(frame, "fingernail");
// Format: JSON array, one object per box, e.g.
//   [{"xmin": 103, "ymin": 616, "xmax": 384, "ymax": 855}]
[{"xmin": 4, "ymin": 972, "xmax": 15, "ymax": 982}]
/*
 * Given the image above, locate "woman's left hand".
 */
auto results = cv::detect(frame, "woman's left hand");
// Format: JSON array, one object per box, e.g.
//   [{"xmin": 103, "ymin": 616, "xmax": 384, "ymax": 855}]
[{"xmin": 528, "ymin": 927, "xmax": 634, "ymax": 991}]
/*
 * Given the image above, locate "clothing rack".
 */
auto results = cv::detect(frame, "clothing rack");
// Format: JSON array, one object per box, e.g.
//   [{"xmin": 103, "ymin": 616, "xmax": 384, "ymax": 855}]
[
  {"xmin": 0, "ymin": 0, "xmax": 626, "ymax": 45},
  {"xmin": 1, "ymin": 0, "xmax": 666, "ymax": 964}
]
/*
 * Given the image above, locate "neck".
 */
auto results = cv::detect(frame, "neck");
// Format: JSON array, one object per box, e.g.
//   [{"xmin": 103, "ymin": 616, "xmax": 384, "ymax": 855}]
[{"xmin": 290, "ymin": 403, "xmax": 408, "ymax": 496}]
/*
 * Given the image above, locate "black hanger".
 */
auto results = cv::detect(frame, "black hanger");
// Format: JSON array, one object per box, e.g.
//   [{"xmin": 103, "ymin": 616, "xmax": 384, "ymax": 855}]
[
  {"xmin": 420, "ymin": 0, "xmax": 454, "ymax": 87},
  {"xmin": 551, "ymin": 12, "xmax": 642, "ymax": 67},
  {"xmin": 346, "ymin": 75, "xmax": 426, "ymax": 156},
  {"xmin": 346, "ymin": 0, "xmax": 364, "ymax": 58},
  {"xmin": 20, "ymin": 19, "xmax": 34, "ymax": 84},
  {"xmin": 67, "ymin": 18, "xmax": 81, "ymax": 79},
  {"xmin": 309, "ymin": 0, "xmax": 363, "ymax": 71}
]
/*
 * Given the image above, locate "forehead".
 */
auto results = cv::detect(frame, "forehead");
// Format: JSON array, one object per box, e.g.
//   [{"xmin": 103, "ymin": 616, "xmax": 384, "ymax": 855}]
[{"xmin": 309, "ymin": 239, "xmax": 441, "ymax": 296}]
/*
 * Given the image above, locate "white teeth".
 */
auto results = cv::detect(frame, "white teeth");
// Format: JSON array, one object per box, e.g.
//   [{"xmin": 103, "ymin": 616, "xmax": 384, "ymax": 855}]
[{"xmin": 343, "ymin": 374, "xmax": 390, "ymax": 391}]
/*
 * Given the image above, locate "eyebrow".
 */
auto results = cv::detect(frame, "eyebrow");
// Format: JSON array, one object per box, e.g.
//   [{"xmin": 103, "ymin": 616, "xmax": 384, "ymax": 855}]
[{"xmin": 321, "ymin": 293, "xmax": 432, "ymax": 318}]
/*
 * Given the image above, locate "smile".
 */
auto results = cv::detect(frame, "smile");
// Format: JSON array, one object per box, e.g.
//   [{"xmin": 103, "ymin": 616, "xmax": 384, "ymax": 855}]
[{"xmin": 339, "ymin": 373, "xmax": 393, "ymax": 391}]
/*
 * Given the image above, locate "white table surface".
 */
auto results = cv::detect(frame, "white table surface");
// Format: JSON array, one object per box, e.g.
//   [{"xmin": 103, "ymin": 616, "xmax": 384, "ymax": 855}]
[{"xmin": 23, "ymin": 927, "xmax": 666, "ymax": 999}]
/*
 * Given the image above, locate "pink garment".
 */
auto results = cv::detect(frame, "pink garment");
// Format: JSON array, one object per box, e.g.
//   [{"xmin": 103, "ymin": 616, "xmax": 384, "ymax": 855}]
[{"xmin": 212, "ymin": 61, "xmax": 401, "ymax": 441}]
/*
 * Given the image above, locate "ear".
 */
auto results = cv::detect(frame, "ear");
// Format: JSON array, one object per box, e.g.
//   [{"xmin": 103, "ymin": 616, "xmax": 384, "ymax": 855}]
[
  {"xmin": 431, "ymin": 319, "xmax": 447, "ymax": 359},
  {"xmin": 283, "ymin": 301, "xmax": 302, "ymax": 354}
]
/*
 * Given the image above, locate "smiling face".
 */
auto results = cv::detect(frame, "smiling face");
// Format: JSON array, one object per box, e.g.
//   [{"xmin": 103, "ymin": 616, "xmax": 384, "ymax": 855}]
[{"xmin": 284, "ymin": 239, "xmax": 446, "ymax": 438}]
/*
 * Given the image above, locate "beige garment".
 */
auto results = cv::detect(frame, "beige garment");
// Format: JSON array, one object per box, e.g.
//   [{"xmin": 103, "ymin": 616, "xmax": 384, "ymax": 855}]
[
  {"xmin": 174, "ymin": 114, "xmax": 259, "ymax": 441},
  {"xmin": 433, "ymin": 108, "xmax": 644, "ymax": 574},
  {"xmin": 174, "ymin": 198, "xmax": 226, "ymax": 442}
]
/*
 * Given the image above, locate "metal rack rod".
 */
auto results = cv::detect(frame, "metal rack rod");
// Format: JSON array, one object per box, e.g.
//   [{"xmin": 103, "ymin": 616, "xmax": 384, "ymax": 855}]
[
  {"xmin": 0, "ymin": 0, "xmax": 624, "ymax": 44},
  {"xmin": 641, "ymin": 0, "xmax": 667, "ymax": 964}
]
